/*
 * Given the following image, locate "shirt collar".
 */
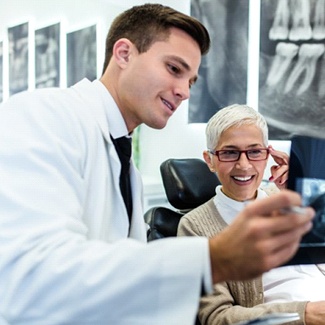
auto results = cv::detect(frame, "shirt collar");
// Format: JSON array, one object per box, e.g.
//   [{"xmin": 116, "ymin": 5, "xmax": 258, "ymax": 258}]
[{"xmin": 213, "ymin": 185, "xmax": 268, "ymax": 224}]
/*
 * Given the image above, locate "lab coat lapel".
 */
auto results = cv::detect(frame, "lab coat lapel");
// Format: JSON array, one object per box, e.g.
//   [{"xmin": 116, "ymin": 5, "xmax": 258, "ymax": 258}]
[
  {"xmin": 73, "ymin": 79, "xmax": 130, "ymax": 237},
  {"xmin": 73, "ymin": 79, "xmax": 146, "ymax": 241},
  {"xmin": 128, "ymin": 163, "xmax": 147, "ymax": 241}
]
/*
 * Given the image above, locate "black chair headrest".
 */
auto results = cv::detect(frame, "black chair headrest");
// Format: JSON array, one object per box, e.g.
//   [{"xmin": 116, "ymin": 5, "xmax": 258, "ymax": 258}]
[{"xmin": 160, "ymin": 158, "xmax": 220, "ymax": 210}]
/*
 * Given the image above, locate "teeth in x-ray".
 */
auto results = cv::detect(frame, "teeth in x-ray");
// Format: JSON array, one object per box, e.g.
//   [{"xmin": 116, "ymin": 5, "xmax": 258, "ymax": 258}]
[
  {"xmin": 313, "ymin": 0, "xmax": 325, "ymax": 40},
  {"xmin": 284, "ymin": 44, "xmax": 325, "ymax": 95},
  {"xmin": 266, "ymin": 42, "xmax": 299, "ymax": 87},
  {"xmin": 289, "ymin": 0, "xmax": 312, "ymax": 41},
  {"xmin": 318, "ymin": 59, "xmax": 325, "ymax": 97},
  {"xmin": 269, "ymin": 0, "xmax": 290, "ymax": 40}
]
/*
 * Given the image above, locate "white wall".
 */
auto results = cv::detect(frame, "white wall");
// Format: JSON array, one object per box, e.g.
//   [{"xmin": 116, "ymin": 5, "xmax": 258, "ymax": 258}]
[
  {"xmin": 0, "ymin": 0, "xmax": 124, "ymax": 95},
  {"xmin": 0, "ymin": 0, "xmax": 290, "ymax": 195}
]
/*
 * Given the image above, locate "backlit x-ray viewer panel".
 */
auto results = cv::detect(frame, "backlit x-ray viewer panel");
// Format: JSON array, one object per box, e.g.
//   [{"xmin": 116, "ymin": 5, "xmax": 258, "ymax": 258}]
[{"xmin": 286, "ymin": 135, "xmax": 325, "ymax": 265}]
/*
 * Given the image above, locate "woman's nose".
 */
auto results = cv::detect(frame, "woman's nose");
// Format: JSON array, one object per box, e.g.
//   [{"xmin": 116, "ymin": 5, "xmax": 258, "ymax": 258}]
[{"xmin": 235, "ymin": 152, "xmax": 252, "ymax": 169}]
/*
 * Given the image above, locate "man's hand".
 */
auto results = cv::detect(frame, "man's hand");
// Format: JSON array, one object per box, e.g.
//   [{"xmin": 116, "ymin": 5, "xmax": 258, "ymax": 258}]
[
  {"xmin": 208, "ymin": 190, "xmax": 314, "ymax": 283},
  {"xmin": 268, "ymin": 146, "xmax": 289, "ymax": 190},
  {"xmin": 305, "ymin": 301, "xmax": 325, "ymax": 325}
]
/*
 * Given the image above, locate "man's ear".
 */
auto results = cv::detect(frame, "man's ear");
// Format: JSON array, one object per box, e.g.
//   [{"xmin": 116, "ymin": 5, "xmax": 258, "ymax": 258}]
[
  {"xmin": 203, "ymin": 150, "xmax": 215, "ymax": 172},
  {"xmin": 112, "ymin": 38, "xmax": 134, "ymax": 68}
]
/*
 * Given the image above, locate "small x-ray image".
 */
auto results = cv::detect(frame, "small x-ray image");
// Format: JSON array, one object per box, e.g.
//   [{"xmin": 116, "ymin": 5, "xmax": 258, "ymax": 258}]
[
  {"xmin": 8, "ymin": 22, "xmax": 29, "ymax": 96},
  {"xmin": 66, "ymin": 24, "xmax": 97, "ymax": 87},
  {"xmin": 297, "ymin": 178, "xmax": 325, "ymax": 244},
  {"xmin": 259, "ymin": 0, "xmax": 325, "ymax": 140},
  {"xmin": 287, "ymin": 135, "xmax": 325, "ymax": 265},
  {"xmin": 188, "ymin": 0, "xmax": 249, "ymax": 123},
  {"xmin": 35, "ymin": 23, "xmax": 60, "ymax": 88}
]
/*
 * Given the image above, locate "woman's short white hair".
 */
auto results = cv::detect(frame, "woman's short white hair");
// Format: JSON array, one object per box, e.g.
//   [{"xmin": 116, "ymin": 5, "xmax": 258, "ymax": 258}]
[{"xmin": 205, "ymin": 104, "xmax": 268, "ymax": 150}]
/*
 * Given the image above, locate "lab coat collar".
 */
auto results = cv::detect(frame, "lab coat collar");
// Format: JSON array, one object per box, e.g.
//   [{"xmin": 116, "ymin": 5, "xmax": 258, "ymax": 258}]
[{"xmin": 72, "ymin": 78, "xmax": 129, "ymax": 142}]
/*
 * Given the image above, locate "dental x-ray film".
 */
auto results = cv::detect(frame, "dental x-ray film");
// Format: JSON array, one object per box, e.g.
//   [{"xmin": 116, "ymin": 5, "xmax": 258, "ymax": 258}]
[
  {"xmin": 259, "ymin": 0, "xmax": 325, "ymax": 140},
  {"xmin": 286, "ymin": 135, "xmax": 325, "ymax": 265}
]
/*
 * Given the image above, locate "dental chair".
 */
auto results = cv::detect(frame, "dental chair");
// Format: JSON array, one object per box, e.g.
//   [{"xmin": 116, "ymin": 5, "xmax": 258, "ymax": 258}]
[{"xmin": 144, "ymin": 157, "xmax": 220, "ymax": 241}]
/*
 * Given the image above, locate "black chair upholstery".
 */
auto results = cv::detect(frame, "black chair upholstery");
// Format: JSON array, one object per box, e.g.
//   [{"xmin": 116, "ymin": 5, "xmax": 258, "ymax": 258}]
[
  {"xmin": 160, "ymin": 158, "xmax": 220, "ymax": 211},
  {"xmin": 146, "ymin": 207, "xmax": 183, "ymax": 241},
  {"xmin": 144, "ymin": 158, "xmax": 220, "ymax": 241}
]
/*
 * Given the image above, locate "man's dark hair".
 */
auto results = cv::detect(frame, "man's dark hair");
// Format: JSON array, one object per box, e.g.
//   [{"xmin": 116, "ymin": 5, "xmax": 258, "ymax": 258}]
[{"xmin": 102, "ymin": 3, "xmax": 210, "ymax": 74}]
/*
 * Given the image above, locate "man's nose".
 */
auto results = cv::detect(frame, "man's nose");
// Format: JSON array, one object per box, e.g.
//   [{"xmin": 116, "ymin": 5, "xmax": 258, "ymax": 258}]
[{"xmin": 174, "ymin": 79, "xmax": 190, "ymax": 101}]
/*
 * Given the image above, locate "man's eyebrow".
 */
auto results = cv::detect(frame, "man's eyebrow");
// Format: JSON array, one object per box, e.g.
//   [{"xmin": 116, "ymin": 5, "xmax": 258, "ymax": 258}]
[{"xmin": 166, "ymin": 55, "xmax": 190, "ymax": 69}]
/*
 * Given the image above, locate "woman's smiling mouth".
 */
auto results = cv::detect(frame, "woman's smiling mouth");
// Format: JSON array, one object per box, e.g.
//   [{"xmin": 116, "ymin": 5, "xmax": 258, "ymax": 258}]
[{"xmin": 232, "ymin": 175, "xmax": 254, "ymax": 182}]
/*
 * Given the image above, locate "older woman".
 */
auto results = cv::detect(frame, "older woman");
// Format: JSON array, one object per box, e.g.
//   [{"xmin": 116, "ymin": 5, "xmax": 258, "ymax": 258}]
[{"xmin": 178, "ymin": 104, "xmax": 325, "ymax": 325}]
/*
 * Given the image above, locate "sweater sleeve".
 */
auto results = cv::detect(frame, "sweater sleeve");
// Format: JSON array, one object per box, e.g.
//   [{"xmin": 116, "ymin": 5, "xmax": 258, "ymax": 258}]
[{"xmin": 199, "ymin": 281, "xmax": 307, "ymax": 325}]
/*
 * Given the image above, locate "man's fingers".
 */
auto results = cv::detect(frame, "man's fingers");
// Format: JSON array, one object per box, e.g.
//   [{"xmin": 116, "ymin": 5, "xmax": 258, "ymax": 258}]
[
  {"xmin": 244, "ymin": 190, "xmax": 302, "ymax": 216},
  {"xmin": 262, "ymin": 220, "xmax": 313, "ymax": 269},
  {"xmin": 209, "ymin": 191, "xmax": 314, "ymax": 283}
]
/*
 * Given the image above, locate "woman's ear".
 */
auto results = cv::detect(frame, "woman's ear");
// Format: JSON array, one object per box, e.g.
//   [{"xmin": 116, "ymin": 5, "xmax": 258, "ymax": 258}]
[
  {"xmin": 203, "ymin": 150, "xmax": 215, "ymax": 172},
  {"xmin": 112, "ymin": 38, "xmax": 134, "ymax": 68}
]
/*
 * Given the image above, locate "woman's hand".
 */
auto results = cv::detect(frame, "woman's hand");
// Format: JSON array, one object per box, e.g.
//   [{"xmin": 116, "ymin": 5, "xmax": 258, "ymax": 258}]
[{"xmin": 268, "ymin": 145, "xmax": 289, "ymax": 190}]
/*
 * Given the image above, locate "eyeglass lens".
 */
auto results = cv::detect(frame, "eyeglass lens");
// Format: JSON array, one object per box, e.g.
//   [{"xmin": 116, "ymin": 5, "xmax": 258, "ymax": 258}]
[{"xmin": 218, "ymin": 149, "xmax": 268, "ymax": 161}]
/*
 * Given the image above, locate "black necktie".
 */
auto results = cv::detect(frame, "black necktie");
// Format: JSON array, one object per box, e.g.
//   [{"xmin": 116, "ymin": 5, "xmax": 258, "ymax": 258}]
[{"xmin": 111, "ymin": 135, "xmax": 133, "ymax": 222}]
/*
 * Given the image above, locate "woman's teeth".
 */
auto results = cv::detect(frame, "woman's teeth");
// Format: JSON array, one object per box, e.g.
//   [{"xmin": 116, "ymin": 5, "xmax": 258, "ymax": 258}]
[{"xmin": 233, "ymin": 176, "xmax": 253, "ymax": 182}]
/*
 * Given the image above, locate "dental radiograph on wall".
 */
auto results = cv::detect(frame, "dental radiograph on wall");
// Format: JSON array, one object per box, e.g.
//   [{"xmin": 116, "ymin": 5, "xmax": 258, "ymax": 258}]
[
  {"xmin": 188, "ymin": 0, "xmax": 249, "ymax": 123},
  {"xmin": 8, "ymin": 22, "xmax": 29, "ymax": 97},
  {"xmin": 259, "ymin": 0, "xmax": 325, "ymax": 140}
]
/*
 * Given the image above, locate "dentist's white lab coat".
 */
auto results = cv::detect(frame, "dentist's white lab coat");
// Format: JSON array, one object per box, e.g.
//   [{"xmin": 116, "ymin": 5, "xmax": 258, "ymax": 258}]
[{"xmin": 0, "ymin": 79, "xmax": 210, "ymax": 325}]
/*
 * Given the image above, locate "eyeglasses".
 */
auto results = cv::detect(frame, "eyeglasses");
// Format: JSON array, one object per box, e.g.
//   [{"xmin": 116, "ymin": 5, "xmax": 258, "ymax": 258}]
[{"xmin": 208, "ymin": 148, "xmax": 269, "ymax": 162}]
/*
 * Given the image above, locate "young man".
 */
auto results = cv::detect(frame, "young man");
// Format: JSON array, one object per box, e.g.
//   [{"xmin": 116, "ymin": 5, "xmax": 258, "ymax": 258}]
[{"xmin": 0, "ymin": 4, "xmax": 313, "ymax": 324}]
